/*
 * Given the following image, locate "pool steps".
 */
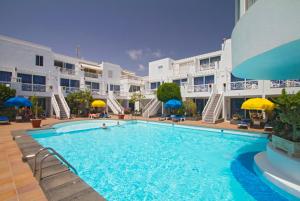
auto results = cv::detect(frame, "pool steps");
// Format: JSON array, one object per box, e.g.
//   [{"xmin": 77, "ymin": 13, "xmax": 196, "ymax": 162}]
[{"xmin": 11, "ymin": 130, "xmax": 105, "ymax": 201}]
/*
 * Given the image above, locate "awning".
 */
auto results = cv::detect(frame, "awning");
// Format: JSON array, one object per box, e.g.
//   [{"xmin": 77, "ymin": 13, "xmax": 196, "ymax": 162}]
[{"xmin": 80, "ymin": 63, "xmax": 102, "ymax": 71}]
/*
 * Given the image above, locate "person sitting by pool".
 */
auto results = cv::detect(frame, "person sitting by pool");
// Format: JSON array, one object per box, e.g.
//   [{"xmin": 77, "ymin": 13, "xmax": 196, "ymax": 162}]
[{"xmin": 101, "ymin": 123, "xmax": 107, "ymax": 129}]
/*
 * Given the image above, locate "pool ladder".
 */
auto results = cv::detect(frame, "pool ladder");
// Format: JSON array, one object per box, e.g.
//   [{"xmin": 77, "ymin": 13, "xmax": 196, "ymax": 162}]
[{"xmin": 33, "ymin": 147, "xmax": 78, "ymax": 182}]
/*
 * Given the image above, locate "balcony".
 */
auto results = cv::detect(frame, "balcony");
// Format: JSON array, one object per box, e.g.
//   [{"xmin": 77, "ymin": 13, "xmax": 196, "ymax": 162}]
[
  {"xmin": 62, "ymin": 86, "xmax": 80, "ymax": 94},
  {"xmin": 270, "ymin": 80, "xmax": 300, "ymax": 89},
  {"xmin": 0, "ymin": 81, "xmax": 46, "ymax": 92},
  {"xmin": 60, "ymin": 68, "xmax": 75, "ymax": 75},
  {"xmin": 84, "ymin": 72, "xmax": 99, "ymax": 79},
  {"xmin": 196, "ymin": 62, "xmax": 218, "ymax": 72},
  {"xmin": 229, "ymin": 80, "xmax": 259, "ymax": 91},
  {"xmin": 21, "ymin": 83, "xmax": 46, "ymax": 92}
]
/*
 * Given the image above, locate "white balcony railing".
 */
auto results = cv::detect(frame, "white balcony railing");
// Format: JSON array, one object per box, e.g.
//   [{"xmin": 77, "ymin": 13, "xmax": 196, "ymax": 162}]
[
  {"xmin": 62, "ymin": 86, "xmax": 80, "ymax": 94},
  {"xmin": 197, "ymin": 62, "xmax": 219, "ymax": 72},
  {"xmin": 229, "ymin": 80, "xmax": 259, "ymax": 91},
  {"xmin": 0, "ymin": 81, "xmax": 47, "ymax": 92},
  {"xmin": 84, "ymin": 72, "xmax": 99, "ymax": 79},
  {"xmin": 185, "ymin": 84, "xmax": 210, "ymax": 93},
  {"xmin": 270, "ymin": 80, "xmax": 300, "ymax": 88},
  {"xmin": 60, "ymin": 68, "xmax": 75, "ymax": 75}
]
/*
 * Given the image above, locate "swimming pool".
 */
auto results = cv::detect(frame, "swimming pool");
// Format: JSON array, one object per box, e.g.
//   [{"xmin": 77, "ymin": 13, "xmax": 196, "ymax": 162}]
[{"xmin": 29, "ymin": 120, "xmax": 292, "ymax": 201}]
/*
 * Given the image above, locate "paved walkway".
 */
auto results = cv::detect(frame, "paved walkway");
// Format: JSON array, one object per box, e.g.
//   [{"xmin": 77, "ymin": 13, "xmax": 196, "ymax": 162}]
[{"xmin": 0, "ymin": 117, "xmax": 264, "ymax": 201}]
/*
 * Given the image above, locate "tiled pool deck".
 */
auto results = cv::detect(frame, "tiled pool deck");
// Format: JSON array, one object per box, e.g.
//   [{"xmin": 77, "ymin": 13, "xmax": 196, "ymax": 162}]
[{"xmin": 0, "ymin": 116, "xmax": 265, "ymax": 201}]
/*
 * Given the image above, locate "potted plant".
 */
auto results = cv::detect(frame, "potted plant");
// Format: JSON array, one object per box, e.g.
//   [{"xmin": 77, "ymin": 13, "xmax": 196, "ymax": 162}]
[
  {"xmin": 30, "ymin": 95, "xmax": 42, "ymax": 128},
  {"xmin": 271, "ymin": 89, "xmax": 300, "ymax": 157}
]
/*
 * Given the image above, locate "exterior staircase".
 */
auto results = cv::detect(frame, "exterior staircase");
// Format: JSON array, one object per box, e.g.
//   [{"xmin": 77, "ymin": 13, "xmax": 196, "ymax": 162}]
[
  {"xmin": 142, "ymin": 98, "xmax": 161, "ymax": 118},
  {"xmin": 202, "ymin": 93, "xmax": 223, "ymax": 123},
  {"xmin": 54, "ymin": 95, "xmax": 68, "ymax": 119},
  {"xmin": 107, "ymin": 91, "xmax": 124, "ymax": 114}
]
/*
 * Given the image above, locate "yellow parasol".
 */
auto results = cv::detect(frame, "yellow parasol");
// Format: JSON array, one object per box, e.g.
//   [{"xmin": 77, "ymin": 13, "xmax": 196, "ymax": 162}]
[
  {"xmin": 91, "ymin": 100, "xmax": 106, "ymax": 108},
  {"xmin": 241, "ymin": 98, "xmax": 275, "ymax": 111}
]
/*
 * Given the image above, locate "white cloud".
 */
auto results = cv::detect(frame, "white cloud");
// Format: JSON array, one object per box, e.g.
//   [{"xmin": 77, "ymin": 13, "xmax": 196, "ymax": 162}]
[
  {"xmin": 126, "ymin": 48, "xmax": 163, "ymax": 61},
  {"xmin": 138, "ymin": 64, "xmax": 145, "ymax": 71},
  {"xmin": 127, "ymin": 49, "xmax": 143, "ymax": 61},
  {"xmin": 152, "ymin": 50, "xmax": 162, "ymax": 58}
]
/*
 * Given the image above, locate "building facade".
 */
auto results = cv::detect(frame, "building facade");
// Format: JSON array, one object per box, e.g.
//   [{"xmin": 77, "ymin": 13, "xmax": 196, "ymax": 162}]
[
  {"xmin": 147, "ymin": 38, "xmax": 300, "ymax": 122},
  {"xmin": 0, "ymin": 35, "xmax": 145, "ymax": 118}
]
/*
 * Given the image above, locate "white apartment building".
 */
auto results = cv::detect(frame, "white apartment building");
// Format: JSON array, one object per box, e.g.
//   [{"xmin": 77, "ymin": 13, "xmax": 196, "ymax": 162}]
[
  {"xmin": 145, "ymin": 39, "xmax": 300, "ymax": 122},
  {"xmin": 1, "ymin": 16, "xmax": 299, "ymax": 122},
  {"xmin": 0, "ymin": 35, "xmax": 145, "ymax": 118}
]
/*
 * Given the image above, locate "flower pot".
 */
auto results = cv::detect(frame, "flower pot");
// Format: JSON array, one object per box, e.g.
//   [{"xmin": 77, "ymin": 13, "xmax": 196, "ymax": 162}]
[
  {"xmin": 272, "ymin": 135, "xmax": 300, "ymax": 158},
  {"xmin": 31, "ymin": 119, "xmax": 42, "ymax": 128}
]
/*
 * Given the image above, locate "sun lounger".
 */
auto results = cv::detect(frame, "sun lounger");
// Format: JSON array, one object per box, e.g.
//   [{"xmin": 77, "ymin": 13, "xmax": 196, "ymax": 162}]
[
  {"xmin": 264, "ymin": 124, "xmax": 273, "ymax": 132},
  {"xmin": 172, "ymin": 115, "xmax": 185, "ymax": 122},
  {"xmin": 0, "ymin": 116, "xmax": 9, "ymax": 124},
  {"xmin": 237, "ymin": 121, "xmax": 248, "ymax": 129}
]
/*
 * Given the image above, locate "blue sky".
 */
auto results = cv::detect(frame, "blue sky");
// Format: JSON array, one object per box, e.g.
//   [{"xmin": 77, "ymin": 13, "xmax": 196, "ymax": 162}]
[{"xmin": 0, "ymin": 0, "xmax": 235, "ymax": 75}]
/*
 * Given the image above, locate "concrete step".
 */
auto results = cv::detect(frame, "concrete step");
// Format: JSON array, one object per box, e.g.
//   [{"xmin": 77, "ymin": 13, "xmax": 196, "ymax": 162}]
[{"xmin": 38, "ymin": 164, "xmax": 69, "ymax": 179}]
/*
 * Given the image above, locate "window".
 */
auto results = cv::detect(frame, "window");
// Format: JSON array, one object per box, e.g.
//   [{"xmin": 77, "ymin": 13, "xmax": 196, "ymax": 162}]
[
  {"xmin": 17, "ymin": 73, "xmax": 32, "ymax": 83},
  {"xmin": 210, "ymin": 56, "xmax": 221, "ymax": 63},
  {"xmin": 108, "ymin": 70, "xmax": 113, "ymax": 78},
  {"xmin": 92, "ymin": 82, "xmax": 99, "ymax": 90},
  {"xmin": 60, "ymin": 78, "xmax": 69, "ymax": 87},
  {"xmin": 60, "ymin": 79, "xmax": 79, "ymax": 88},
  {"xmin": 54, "ymin": 60, "xmax": 63, "ymax": 67},
  {"xmin": 0, "ymin": 71, "xmax": 12, "ymax": 82},
  {"xmin": 204, "ymin": 75, "xmax": 214, "ymax": 84},
  {"xmin": 35, "ymin": 55, "xmax": 43, "ymax": 66},
  {"xmin": 70, "ymin": 80, "xmax": 79, "ymax": 88},
  {"xmin": 194, "ymin": 77, "xmax": 204, "ymax": 85},
  {"xmin": 173, "ymin": 78, "xmax": 187, "ymax": 86},
  {"xmin": 150, "ymin": 82, "xmax": 160, "ymax": 89},
  {"xmin": 129, "ymin": 85, "xmax": 140, "ymax": 92},
  {"xmin": 65, "ymin": 63, "xmax": 75, "ymax": 69},
  {"xmin": 109, "ymin": 84, "xmax": 120, "ymax": 91},
  {"xmin": 33, "ymin": 75, "xmax": 46, "ymax": 85},
  {"xmin": 158, "ymin": 65, "xmax": 163, "ymax": 69},
  {"xmin": 200, "ymin": 58, "xmax": 209, "ymax": 66}
]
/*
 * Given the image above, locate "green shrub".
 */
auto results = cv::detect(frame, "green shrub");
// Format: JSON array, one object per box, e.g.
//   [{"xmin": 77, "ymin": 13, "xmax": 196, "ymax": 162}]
[
  {"xmin": 273, "ymin": 89, "xmax": 300, "ymax": 142},
  {"xmin": 66, "ymin": 90, "xmax": 93, "ymax": 116},
  {"xmin": 183, "ymin": 98, "xmax": 197, "ymax": 117},
  {"xmin": 0, "ymin": 84, "xmax": 16, "ymax": 106},
  {"xmin": 157, "ymin": 83, "xmax": 181, "ymax": 103}
]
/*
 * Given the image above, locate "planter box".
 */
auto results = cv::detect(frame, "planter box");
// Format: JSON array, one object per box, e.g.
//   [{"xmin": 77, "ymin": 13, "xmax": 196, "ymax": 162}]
[
  {"xmin": 118, "ymin": 114, "xmax": 125, "ymax": 119},
  {"xmin": 272, "ymin": 135, "xmax": 300, "ymax": 158}
]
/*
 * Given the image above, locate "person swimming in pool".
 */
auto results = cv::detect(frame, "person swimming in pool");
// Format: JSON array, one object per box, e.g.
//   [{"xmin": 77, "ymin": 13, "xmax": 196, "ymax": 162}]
[
  {"xmin": 117, "ymin": 121, "xmax": 120, "ymax": 126},
  {"xmin": 101, "ymin": 123, "xmax": 107, "ymax": 129}
]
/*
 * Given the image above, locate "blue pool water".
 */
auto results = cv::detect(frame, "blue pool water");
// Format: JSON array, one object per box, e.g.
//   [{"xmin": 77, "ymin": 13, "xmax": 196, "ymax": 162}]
[{"xmin": 29, "ymin": 120, "xmax": 291, "ymax": 201}]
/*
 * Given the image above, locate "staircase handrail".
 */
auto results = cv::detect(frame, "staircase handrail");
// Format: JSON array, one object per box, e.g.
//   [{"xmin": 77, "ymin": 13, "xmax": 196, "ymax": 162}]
[
  {"xmin": 202, "ymin": 85, "xmax": 215, "ymax": 118},
  {"xmin": 51, "ymin": 93, "xmax": 60, "ymax": 119},
  {"xmin": 58, "ymin": 86, "xmax": 70, "ymax": 118},
  {"xmin": 107, "ymin": 98, "xmax": 118, "ymax": 114},
  {"xmin": 148, "ymin": 100, "xmax": 160, "ymax": 118},
  {"xmin": 108, "ymin": 92, "xmax": 124, "ymax": 114},
  {"xmin": 213, "ymin": 92, "xmax": 223, "ymax": 123},
  {"xmin": 142, "ymin": 98, "xmax": 156, "ymax": 117}
]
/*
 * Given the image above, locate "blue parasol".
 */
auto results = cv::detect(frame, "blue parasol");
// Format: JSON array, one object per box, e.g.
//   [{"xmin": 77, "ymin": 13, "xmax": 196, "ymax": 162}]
[
  {"xmin": 164, "ymin": 99, "xmax": 182, "ymax": 109},
  {"xmin": 4, "ymin": 97, "xmax": 32, "ymax": 107}
]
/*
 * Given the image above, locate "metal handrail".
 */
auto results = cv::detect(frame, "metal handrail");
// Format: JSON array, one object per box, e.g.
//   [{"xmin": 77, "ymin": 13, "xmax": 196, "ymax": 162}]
[{"xmin": 33, "ymin": 147, "xmax": 77, "ymax": 181}]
